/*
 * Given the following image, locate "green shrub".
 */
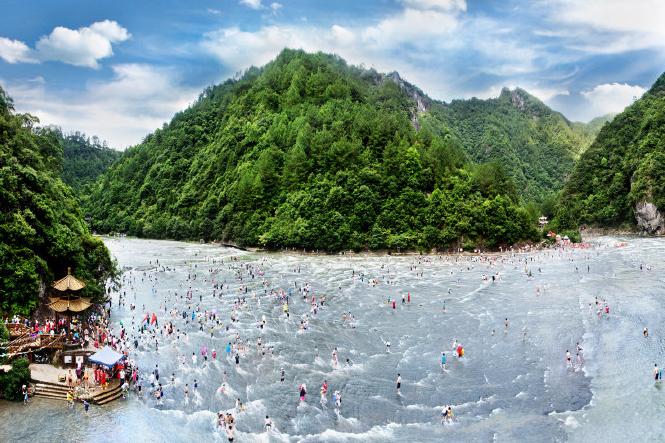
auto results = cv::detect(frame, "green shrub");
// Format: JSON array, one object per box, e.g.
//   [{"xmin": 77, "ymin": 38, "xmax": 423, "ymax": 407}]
[{"xmin": 0, "ymin": 358, "xmax": 31, "ymax": 401}]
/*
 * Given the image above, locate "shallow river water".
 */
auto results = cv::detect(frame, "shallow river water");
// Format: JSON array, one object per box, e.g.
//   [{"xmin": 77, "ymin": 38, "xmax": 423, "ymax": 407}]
[{"xmin": 2, "ymin": 236, "xmax": 665, "ymax": 442}]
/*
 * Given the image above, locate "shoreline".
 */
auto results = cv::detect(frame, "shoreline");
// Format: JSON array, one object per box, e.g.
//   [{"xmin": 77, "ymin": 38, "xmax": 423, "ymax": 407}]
[{"xmin": 99, "ymin": 234, "xmax": 581, "ymax": 258}]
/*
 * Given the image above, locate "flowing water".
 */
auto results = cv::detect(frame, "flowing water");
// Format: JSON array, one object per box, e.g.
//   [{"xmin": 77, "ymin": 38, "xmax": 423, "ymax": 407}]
[{"xmin": 2, "ymin": 236, "xmax": 665, "ymax": 442}]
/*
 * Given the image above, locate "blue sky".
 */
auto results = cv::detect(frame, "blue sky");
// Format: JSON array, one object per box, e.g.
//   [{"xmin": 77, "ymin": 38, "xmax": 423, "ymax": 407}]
[{"xmin": 1, "ymin": 0, "xmax": 664, "ymax": 149}]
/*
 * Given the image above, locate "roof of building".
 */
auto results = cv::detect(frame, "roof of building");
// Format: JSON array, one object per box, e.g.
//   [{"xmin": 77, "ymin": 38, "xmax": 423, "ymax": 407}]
[
  {"xmin": 47, "ymin": 296, "xmax": 92, "ymax": 313},
  {"xmin": 52, "ymin": 267, "xmax": 86, "ymax": 292}
]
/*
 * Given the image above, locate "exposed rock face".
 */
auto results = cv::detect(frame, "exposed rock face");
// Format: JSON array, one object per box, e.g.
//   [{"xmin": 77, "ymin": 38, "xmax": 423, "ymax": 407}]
[
  {"xmin": 635, "ymin": 201, "xmax": 665, "ymax": 234},
  {"xmin": 385, "ymin": 71, "xmax": 431, "ymax": 129}
]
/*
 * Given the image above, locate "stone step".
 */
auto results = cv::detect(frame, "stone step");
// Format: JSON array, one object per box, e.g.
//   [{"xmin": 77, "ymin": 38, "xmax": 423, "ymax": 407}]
[
  {"xmin": 92, "ymin": 387, "xmax": 122, "ymax": 403},
  {"xmin": 33, "ymin": 391, "xmax": 67, "ymax": 400},
  {"xmin": 96, "ymin": 391, "xmax": 123, "ymax": 405}
]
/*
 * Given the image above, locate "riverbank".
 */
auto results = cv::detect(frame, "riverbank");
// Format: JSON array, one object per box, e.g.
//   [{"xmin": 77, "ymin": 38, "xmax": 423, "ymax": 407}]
[{"xmin": 103, "ymin": 234, "xmax": 555, "ymax": 257}]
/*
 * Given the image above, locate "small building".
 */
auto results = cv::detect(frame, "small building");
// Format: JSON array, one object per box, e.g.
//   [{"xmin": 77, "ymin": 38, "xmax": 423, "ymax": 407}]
[{"xmin": 48, "ymin": 267, "xmax": 91, "ymax": 332}]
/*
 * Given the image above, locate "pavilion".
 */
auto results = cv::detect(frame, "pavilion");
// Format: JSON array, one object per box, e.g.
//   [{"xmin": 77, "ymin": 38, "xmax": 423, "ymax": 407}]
[{"xmin": 47, "ymin": 267, "xmax": 91, "ymax": 332}]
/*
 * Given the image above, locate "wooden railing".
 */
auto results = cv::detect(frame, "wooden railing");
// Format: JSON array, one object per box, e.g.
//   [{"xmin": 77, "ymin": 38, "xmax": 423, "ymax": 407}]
[
  {"xmin": 6, "ymin": 323, "xmax": 30, "ymax": 337},
  {"xmin": 6, "ymin": 332, "xmax": 65, "ymax": 358}
]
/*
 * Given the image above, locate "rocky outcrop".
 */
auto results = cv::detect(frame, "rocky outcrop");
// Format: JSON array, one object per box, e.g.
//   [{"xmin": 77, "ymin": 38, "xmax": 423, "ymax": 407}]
[
  {"xmin": 635, "ymin": 201, "xmax": 665, "ymax": 234},
  {"xmin": 385, "ymin": 71, "xmax": 431, "ymax": 129}
]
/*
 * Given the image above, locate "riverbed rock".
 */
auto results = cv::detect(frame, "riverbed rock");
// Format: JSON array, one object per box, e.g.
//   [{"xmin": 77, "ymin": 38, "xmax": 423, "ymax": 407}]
[{"xmin": 635, "ymin": 201, "xmax": 665, "ymax": 234}]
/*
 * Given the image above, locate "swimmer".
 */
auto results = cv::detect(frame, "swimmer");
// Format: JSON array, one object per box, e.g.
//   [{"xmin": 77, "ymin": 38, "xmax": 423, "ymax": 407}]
[
  {"xmin": 396, "ymin": 374, "xmax": 402, "ymax": 394},
  {"xmin": 440, "ymin": 352, "xmax": 446, "ymax": 370},
  {"xmin": 644, "ymin": 327, "xmax": 649, "ymax": 338},
  {"xmin": 264, "ymin": 415, "xmax": 272, "ymax": 432},
  {"xmin": 299, "ymin": 383, "xmax": 307, "ymax": 402}
]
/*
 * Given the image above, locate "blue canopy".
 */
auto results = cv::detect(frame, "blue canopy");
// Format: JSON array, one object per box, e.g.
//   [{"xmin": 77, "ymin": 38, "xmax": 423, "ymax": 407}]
[{"xmin": 88, "ymin": 346, "xmax": 125, "ymax": 368}]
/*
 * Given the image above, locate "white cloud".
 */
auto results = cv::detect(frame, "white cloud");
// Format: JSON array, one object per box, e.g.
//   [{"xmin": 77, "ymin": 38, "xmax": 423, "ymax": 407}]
[
  {"xmin": 0, "ymin": 20, "xmax": 130, "ymax": 68},
  {"xmin": 240, "ymin": 0, "xmax": 262, "ymax": 10},
  {"xmin": 0, "ymin": 37, "xmax": 37, "ymax": 63},
  {"xmin": 362, "ymin": 8, "xmax": 460, "ymax": 49},
  {"xmin": 581, "ymin": 82, "xmax": 645, "ymax": 115},
  {"xmin": 401, "ymin": 0, "xmax": 466, "ymax": 12},
  {"xmin": 1, "ymin": 64, "xmax": 198, "ymax": 149},
  {"xmin": 546, "ymin": 0, "xmax": 665, "ymax": 54},
  {"xmin": 200, "ymin": 4, "xmax": 543, "ymax": 101},
  {"xmin": 270, "ymin": 2, "xmax": 282, "ymax": 12}
]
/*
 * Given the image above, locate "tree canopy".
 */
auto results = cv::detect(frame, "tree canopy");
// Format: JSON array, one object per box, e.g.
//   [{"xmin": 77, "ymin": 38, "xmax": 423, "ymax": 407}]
[
  {"xmin": 555, "ymin": 71, "xmax": 665, "ymax": 230},
  {"xmin": 87, "ymin": 49, "xmax": 540, "ymax": 251},
  {"xmin": 0, "ymin": 86, "xmax": 116, "ymax": 315}
]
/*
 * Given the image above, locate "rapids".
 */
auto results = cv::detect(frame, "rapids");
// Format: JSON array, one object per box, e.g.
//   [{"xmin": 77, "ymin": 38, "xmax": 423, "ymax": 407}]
[{"xmin": 2, "ymin": 236, "xmax": 665, "ymax": 442}]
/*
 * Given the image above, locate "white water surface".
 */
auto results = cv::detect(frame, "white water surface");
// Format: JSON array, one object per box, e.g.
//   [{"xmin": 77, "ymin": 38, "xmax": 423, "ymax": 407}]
[{"xmin": 1, "ymin": 236, "xmax": 664, "ymax": 442}]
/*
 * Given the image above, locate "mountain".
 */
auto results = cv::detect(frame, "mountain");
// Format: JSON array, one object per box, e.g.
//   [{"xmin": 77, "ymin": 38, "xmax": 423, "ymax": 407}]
[
  {"xmin": 0, "ymin": 87, "xmax": 116, "ymax": 315},
  {"xmin": 87, "ymin": 49, "xmax": 539, "ymax": 251},
  {"xmin": 571, "ymin": 113, "xmax": 615, "ymax": 141},
  {"xmin": 556, "ymin": 72, "xmax": 665, "ymax": 233},
  {"xmin": 422, "ymin": 88, "xmax": 592, "ymax": 202},
  {"xmin": 58, "ymin": 130, "xmax": 121, "ymax": 191}
]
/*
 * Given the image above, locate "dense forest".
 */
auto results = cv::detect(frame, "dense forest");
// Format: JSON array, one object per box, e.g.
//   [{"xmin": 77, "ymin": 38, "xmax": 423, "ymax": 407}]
[
  {"xmin": 87, "ymin": 49, "xmax": 542, "ymax": 251},
  {"xmin": 0, "ymin": 86, "xmax": 116, "ymax": 315},
  {"xmin": 58, "ymin": 130, "xmax": 121, "ymax": 192},
  {"xmin": 555, "ymin": 71, "xmax": 665, "ymax": 231},
  {"xmin": 424, "ymin": 88, "xmax": 597, "ymax": 202}
]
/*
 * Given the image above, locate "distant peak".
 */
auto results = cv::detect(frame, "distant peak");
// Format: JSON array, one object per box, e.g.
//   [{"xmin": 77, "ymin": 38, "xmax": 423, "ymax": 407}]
[
  {"xmin": 649, "ymin": 71, "xmax": 665, "ymax": 94},
  {"xmin": 387, "ymin": 71, "xmax": 402, "ymax": 82}
]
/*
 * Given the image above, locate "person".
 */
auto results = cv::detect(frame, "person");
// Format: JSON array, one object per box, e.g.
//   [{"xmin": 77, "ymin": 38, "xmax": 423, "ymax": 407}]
[
  {"xmin": 334, "ymin": 390, "xmax": 342, "ymax": 410},
  {"xmin": 226, "ymin": 413, "xmax": 235, "ymax": 441},
  {"xmin": 396, "ymin": 374, "xmax": 401, "ymax": 394},
  {"xmin": 265, "ymin": 415, "xmax": 273, "ymax": 432},
  {"xmin": 191, "ymin": 352, "xmax": 197, "ymax": 366},
  {"xmin": 566, "ymin": 350, "xmax": 572, "ymax": 368},
  {"xmin": 386, "ymin": 341, "xmax": 391, "ymax": 353},
  {"xmin": 504, "ymin": 318, "xmax": 509, "ymax": 333},
  {"xmin": 644, "ymin": 327, "xmax": 649, "ymax": 338},
  {"xmin": 654, "ymin": 364, "xmax": 660, "ymax": 382},
  {"xmin": 280, "ymin": 368, "xmax": 285, "ymax": 383},
  {"xmin": 66, "ymin": 389, "xmax": 74, "ymax": 408},
  {"xmin": 299, "ymin": 383, "xmax": 307, "ymax": 402},
  {"xmin": 440, "ymin": 352, "xmax": 446, "ymax": 369},
  {"xmin": 83, "ymin": 399, "xmax": 90, "ymax": 414}
]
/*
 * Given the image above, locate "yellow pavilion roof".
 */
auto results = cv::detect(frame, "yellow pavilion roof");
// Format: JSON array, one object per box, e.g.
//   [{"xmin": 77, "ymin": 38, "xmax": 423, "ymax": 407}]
[
  {"xmin": 52, "ymin": 267, "xmax": 86, "ymax": 292},
  {"xmin": 47, "ymin": 296, "xmax": 92, "ymax": 313}
]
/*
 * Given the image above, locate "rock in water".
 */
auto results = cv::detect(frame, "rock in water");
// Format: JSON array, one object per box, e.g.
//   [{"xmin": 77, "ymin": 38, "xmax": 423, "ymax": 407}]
[{"xmin": 635, "ymin": 201, "xmax": 664, "ymax": 234}]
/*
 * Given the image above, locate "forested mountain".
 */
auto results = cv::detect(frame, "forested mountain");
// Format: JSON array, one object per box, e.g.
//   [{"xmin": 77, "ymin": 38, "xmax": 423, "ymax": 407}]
[
  {"xmin": 0, "ymin": 87, "xmax": 116, "ymax": 315},
  {"xmin": 87, "ymin": 49, "xmax": 540, "ymax": 251},
  {"xmin": 58, "ymin": 130, "xmax": 121, "ymax": 191},
  {"xmin": 571, "ymin": 113, "xmax": 615, "ymax": 141},
  {"xmin": 556, "ymin": 72, "xmax": 665, "ymax": 233},
  {"xmin": 423, "ymin": 88, "xmax": 593, "ymax": 201}
]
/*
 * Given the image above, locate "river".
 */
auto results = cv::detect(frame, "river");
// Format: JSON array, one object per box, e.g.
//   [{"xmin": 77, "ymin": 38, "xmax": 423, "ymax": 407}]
[{"xmin": 1, "ymin": 236, "xmax": 664, "ymax": 442}]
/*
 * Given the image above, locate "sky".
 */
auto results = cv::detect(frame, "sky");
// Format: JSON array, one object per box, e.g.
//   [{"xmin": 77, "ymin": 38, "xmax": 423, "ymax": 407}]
[{"xmin": 1, "ymin": 0, "xmax": 664, "ymax": 149}]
